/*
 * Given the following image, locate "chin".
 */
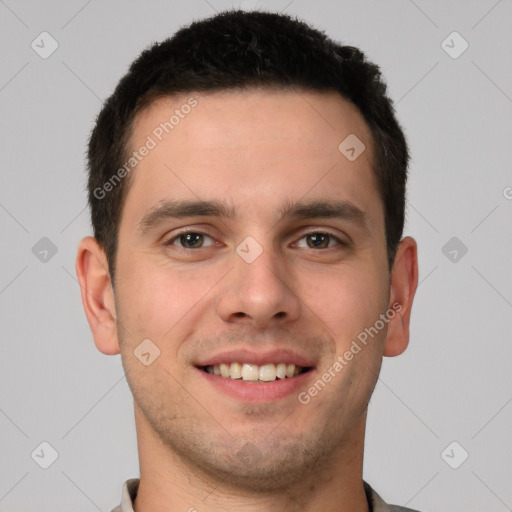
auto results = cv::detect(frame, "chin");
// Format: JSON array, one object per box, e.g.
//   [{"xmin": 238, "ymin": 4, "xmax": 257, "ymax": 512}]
[{"xmin": 167, "ymin": 429, "xmax": 335, "ymax": 493}]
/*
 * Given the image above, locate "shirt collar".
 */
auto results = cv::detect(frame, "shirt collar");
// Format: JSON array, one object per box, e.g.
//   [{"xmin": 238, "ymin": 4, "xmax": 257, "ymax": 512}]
[{"xmin": 114, "ymin": 478, "xmax": 397, "ymax": 512}]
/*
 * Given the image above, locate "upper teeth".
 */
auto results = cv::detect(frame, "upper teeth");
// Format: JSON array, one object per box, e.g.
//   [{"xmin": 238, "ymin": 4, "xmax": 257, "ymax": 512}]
[{"xmin": 205, "ymin": 363, "xmax": 303, "ymax": 381}]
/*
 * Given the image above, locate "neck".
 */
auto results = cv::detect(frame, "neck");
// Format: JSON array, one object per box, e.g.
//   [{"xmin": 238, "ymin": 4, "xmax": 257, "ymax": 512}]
[{"xmin": 133, "ymin": 406, "xmax": 369, "ymax": 512}]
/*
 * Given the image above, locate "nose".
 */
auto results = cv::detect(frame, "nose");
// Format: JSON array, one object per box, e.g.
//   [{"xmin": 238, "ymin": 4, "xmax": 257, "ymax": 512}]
[{"xmin": 216, "ymin": 240, "xmax": 301, "ymax": 329}]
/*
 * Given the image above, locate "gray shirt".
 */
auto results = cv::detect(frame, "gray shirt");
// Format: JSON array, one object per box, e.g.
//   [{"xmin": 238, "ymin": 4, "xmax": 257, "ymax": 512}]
[{"xmin": 111, "ymin": 478, "xmax": 420, "ymax": 512}]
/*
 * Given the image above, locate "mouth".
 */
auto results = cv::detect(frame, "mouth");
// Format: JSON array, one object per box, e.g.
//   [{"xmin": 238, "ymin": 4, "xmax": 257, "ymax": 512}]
[
  {"xmin": 199, "ymin": 362, "xmax": 313, "ymax": 383},
  {"xmin": 194, "ymin": 349, "xmax": 316, "ymax": 402}
]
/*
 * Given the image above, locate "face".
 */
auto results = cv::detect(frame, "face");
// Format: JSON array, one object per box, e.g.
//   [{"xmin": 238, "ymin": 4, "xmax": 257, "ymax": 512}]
[{"xmin": 112, "ymin": 89, "xmax": 394, "ymax": 489}]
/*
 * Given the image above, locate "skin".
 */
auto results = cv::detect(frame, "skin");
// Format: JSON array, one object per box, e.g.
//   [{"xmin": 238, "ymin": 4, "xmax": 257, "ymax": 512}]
[{"xmin": 76, "ymin": 89, "xmax": 418, "ymax": 512}]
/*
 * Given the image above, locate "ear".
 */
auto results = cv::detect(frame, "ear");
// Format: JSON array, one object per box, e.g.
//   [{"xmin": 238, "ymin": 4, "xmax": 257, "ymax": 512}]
[
  {"xmin": 383, "ymin": 236, "xmax": 418, "ymax": 357},
  {"xmin": 75, "ymin": 236, "xmax": 120, "ymax": 355}
]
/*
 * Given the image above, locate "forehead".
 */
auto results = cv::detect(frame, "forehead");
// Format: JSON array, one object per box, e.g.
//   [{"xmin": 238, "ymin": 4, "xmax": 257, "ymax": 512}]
[
  {"xmin": 132, "ymin": 88, "xmax": 373, "ymax": 158},
  {"xmin": 123, "ymin": 88, "xmax": 380, "ymax": 225}
]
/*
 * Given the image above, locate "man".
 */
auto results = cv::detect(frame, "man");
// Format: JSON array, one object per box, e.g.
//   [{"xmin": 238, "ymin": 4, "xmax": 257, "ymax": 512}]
[{"xmin": 76, "ymin": 9, "xmax": 419, "ymax": 512}]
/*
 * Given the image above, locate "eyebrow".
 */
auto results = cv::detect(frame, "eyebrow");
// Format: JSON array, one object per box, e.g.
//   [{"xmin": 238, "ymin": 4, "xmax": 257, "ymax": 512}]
[
  {"xmin": 139, "ymin": 200, "xmax": 236, "ymax": 233},
  {"xmin": 138, "ymin": 198, "xmax": 369, "ymax": 234},
  {"xmin": 279, "ymin": 199, "xmax": 368, "ymax": 228}
]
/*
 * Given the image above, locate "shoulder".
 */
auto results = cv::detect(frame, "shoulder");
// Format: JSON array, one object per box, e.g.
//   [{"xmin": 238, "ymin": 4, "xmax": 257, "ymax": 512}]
[
  {"xmin": 110, "ymin": 478, "xmax": 139, "ymax": 512},
  {"xmin": 364, "ymin": 481, "xmax": 422, "ymax": 512}
]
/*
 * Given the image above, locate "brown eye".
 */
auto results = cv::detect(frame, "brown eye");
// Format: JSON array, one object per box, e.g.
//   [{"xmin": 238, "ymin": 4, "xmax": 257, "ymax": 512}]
[
  {"xmin": 307, "ymin": 233, "xmax": 330, "ymax": 248},
  {"xmin": 165, "ymin": 232, "xmax": 215, "ymax": 249},
  {"xmin": 296, "ymin": 232, "xmax": 342, "ymax": 249}
]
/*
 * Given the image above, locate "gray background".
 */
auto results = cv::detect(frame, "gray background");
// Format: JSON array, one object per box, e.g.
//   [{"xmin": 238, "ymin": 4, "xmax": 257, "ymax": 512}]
[{"xmin": 1, "ymin": 0, "xmax": 511, "ymax": 511}]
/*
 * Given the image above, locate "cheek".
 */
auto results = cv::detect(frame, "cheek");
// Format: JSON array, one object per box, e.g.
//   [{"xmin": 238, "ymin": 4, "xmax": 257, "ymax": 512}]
[
  {"xmin": 115, "ymin": 255, "xmax": 223, "ymax": 341},
  {"xmin": 299, "ymin": 263, "xmax": 387, "ymax": 343}
]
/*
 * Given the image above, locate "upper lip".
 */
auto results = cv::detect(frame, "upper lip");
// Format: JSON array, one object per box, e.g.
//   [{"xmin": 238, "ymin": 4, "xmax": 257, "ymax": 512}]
[{"xmin": 195, "ymin": 348, "xmax": 316, "ymax": 368}]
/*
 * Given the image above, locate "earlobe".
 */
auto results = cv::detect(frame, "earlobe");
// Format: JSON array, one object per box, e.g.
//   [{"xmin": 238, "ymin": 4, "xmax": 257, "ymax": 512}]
[
  {"xmin": 75, "ymin": 237, "xmax": 120, "ymax": 355},
  {"xmin": 383, "ymin": 236, "xmax": 419, "ymax": 357}
]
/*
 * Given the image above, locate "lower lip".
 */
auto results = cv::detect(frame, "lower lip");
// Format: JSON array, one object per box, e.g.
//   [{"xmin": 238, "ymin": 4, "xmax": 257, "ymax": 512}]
[{"xmin": 195, "ymin": 367, "xmax": 315, "ymax": 403}]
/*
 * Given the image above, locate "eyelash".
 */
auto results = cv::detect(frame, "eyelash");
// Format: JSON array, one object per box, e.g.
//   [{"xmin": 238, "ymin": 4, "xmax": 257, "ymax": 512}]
[{"xmin": 163, "ymin": 229, "xmax": 347, "ymax": 251}]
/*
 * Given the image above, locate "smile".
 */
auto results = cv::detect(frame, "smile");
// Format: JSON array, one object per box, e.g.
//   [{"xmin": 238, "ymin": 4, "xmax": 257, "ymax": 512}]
[{"xmin": 201, "ymin": 362, "xmax": 311, "ymax": 382}]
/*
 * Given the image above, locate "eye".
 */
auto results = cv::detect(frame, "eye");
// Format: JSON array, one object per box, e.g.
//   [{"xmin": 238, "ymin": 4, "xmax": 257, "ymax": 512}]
[
  {"xmin": 295, "ymin": 231, "xmax": 344, "ymax": 249},
  {"xmin": 164, "ymin": 231, "xmax": 216, "ymax": 249}
]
